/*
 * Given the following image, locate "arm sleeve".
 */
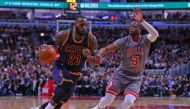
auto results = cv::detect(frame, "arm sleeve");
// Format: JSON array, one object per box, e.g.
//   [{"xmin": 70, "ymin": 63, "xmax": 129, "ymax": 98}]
[{"xmin": 141, "ymin": 20, "xmax": 159, "ymax": 42}]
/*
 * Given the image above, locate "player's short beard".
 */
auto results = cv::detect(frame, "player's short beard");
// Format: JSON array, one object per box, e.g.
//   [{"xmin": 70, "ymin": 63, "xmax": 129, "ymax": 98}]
[
  {"xmin": 130, "ymin": 30, "xmax": 141, "ymax": 42},
  {"xmin": 130, "ymin": 30, "xmax": 139, "ymax": 37},
  {"xmin": 76, "ymin": 27, "xmax": 86, "ymax": 36}
]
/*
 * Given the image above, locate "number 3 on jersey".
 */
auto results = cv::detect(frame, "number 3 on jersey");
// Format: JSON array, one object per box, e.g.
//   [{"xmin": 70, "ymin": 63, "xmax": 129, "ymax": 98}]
[
  {"xmin": 131, "ymin": 56, "xmax": 139, "ymax": 66},
  {"xmin": 68, "ymin": 54, "xmax": 81, "ymax": 65}
]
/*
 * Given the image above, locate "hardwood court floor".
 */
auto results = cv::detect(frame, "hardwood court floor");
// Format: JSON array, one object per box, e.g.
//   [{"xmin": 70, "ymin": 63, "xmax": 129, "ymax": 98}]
[{"xmin": 0, "ymin": 96, "xmax": 190, "ymax": 109}]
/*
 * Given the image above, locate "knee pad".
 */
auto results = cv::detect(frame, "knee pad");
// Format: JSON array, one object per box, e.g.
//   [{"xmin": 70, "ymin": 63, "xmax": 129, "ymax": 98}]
[
  {"xmin": 99, "ymin": 93, "xmax": 116, "ymax": 108},
  {"xmin": 123, "ymin": 94, "xmax": 136, "ymax": 106}
]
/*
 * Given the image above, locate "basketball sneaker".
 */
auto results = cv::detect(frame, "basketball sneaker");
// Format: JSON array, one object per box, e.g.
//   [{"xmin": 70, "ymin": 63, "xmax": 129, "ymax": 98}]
[
  {"xmin": 91, "ymin": 105, "xmax": 105, "ymax": 109},
  {"xmin": 30, "ymin": 106, "xmax": 40, "ymax": 109}
]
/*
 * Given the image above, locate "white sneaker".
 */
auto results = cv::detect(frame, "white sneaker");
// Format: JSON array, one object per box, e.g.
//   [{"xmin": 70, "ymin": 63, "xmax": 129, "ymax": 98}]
[
  {"xmin": 91, "ymin": 105, "xmax": 104, "ymax": 109},
  {"xmin": 90, "ymin": 105, "xmax": 98, "ymax": 109},
  {"xmin": 30, "ymin": 106, "xmax": 40, "ymax": 109}
]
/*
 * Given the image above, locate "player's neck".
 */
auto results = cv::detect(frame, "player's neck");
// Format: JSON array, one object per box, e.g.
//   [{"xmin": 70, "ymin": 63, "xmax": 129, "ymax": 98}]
[
  {"xmin": 131, "ymin": 35, "xmax": 140, "ymax": 42},
  {"xmin": 73, "ymin": 29, "xmax": 85, "ymax": 42}
]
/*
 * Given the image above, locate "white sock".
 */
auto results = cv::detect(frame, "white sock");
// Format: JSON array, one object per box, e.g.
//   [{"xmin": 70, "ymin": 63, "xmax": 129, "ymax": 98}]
[
  {"xmin": 32, "ymin": 107, "xmax": 40, "ymax": 109},
  {"xmin": 45, "ymin": 103, "xmax": 54, "ymax": 109}
]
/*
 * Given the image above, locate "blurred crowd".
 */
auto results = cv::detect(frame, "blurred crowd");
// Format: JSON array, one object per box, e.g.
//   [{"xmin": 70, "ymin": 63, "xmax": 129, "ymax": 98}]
[
  {"xmin": 0, "ymin": 24, "xmax": 189, "ymax": 97},
  {"xmin": 1, "ymin": 10, "xmax": 190, "ymax": 22}
]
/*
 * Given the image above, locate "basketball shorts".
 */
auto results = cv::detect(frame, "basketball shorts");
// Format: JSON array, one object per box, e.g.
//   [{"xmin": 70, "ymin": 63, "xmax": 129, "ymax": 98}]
[
  {"xmin": 51, "ymin": 64, "xmax": 80, "ymax": 103},
  {"xmin": 106, "ymin": 69, "xmax": 142, "ymax": 98}
]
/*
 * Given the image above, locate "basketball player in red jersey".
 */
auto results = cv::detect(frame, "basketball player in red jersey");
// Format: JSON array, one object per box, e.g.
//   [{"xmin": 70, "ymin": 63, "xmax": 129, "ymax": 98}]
[{"xmin": 91, "ymin": 8, "xmax": 159, "ymax": 109}]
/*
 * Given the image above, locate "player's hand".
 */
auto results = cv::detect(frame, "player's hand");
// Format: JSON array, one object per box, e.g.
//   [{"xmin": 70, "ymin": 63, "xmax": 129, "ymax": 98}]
[
  {"xmin": 83, "ymin": 48, "xmax": 92, "ymax": 59},
  {"xmin": 93, "ymin": 55, "xmax": 101, "ymax": 65},
  {"xmin": 38, "ymin": 44, "xmax": 48, "ymax": 52},
  {"xmin": 97, "ymin": 48, "xmax": 106, "ymax": 57},
  {"xmin": 37, "ymin": 44, "xmax": 47, "ymax": 58},
  {"xmin": 134, "ymin": 7, "xmax": 144, "ymax": 23}
]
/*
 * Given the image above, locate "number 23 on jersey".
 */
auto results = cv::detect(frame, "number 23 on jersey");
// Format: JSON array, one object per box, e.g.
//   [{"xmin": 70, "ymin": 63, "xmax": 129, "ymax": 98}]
[{"xmin": 68, "ymin": 54, "xmax": 81, "ymax": 65}]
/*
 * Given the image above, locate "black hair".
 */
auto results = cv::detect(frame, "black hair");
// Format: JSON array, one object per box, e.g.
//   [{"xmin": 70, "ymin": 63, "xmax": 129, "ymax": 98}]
[
  {"xmin": 130, "ymin": 20, "xmax": 143, "ymax": 30},
  {"xmin": 75, "ymin": 16, "xmax": 87, "ymax": 21}
]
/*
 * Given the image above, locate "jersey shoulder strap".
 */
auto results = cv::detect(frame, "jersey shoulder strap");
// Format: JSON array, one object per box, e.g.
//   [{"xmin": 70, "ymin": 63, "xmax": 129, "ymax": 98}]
[{"xmin": 62, "ymin": 29, "xmax": 71, "ymax": 46}]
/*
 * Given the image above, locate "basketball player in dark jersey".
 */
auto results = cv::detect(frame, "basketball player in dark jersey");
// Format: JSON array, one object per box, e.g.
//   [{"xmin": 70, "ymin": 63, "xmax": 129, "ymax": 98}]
[
  {"xmin": 91, "ymin": 8, "xmax": 159, "ymax": 109},
  {"xmin": 31, "ymin": 16, "xmax": 99, "ymax": 109}
]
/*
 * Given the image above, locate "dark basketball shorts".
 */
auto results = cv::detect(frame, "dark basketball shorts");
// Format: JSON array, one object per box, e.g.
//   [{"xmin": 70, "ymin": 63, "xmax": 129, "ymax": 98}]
[{"xmin": 52, "ymin": 64, "xmax": 80, "ymax": 103}]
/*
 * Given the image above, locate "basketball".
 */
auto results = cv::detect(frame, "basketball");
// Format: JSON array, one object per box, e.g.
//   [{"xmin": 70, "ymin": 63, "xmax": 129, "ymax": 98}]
[{"xmin": 38, "ymin": 44, "xmax": 56, "ymax": 64}]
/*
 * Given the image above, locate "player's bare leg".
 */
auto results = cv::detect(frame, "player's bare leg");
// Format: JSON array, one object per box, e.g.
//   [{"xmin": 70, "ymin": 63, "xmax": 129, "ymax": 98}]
[{"xmin": 53, "ymin": 103, "xmax": 62, "ymax": 109}]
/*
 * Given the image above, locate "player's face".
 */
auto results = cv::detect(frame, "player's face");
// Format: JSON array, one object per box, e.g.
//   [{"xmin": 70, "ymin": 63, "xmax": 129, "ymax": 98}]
[
  {"xmin": 129, "ymin": 21, "xmax": 141, "ymax": 36},
  {"xmin": 75, "ymin": 18, "xmax": 88, "ymax": 36}
]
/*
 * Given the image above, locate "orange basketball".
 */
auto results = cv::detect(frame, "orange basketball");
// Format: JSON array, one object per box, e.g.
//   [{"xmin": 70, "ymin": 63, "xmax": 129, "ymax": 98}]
[{"xmin": 38, "ymin": 45, "xmax": 56, "ymax": 64}]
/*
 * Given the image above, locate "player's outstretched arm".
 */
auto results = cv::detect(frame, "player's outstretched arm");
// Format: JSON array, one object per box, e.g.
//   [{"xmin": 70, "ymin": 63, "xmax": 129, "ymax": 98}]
[
  {"xmin": 88, "ymin": 33, "xmax": 99, "ymax": 55},
  {"xmin": 83, "ymin": 42, "xmax": 117, "ymax": 66},
  {"xmin": 98, "ymin": 43, "xmax": 117, "ymax": 58},
  {"xmin": 46, "ymin": 30, "xmax": 69, "ymax": 45},
  {"xmin": 141, "ymin": 20, "xmax": 159, "ymax": 42},
  {"xmin": 83, "ymin": 33, "xmax": 99, "ymax": 65},
  {"xmin": 134, "ymin": 7, "xmax": 159, "ymax": 42}
]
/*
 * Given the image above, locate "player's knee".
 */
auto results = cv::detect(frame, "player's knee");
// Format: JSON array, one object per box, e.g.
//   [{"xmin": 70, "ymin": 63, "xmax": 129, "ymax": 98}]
[
  {"xmin": 123, "ymin": 94, "xmax": 136, "ymax": 106},
  {"xmin": 40, "ymin": 102, "xmax": 49, "ymax": 109},
  {"xmin": 124, "ymin": 99, "xmax": 134, "ymax": 106},
  {"xmin": 100, "ymin": 93, "xmax": 116, "ymax": 106},
  {"xmin": 61, "ymin": 82, "xmax": 72, "ymax": 89},
  {"xmin": 124, "ymin": 98, "xmax": 134, "ymax": 105},
  {"xmin": 57, "ymin": 82, "xmax": 73, "ymax": 91},
  {"xmin": 53, "ymin": 103, "xmax": 63, "ymax": 109},
  {"xmin": 53, "ymin": 82, "xmax": 74, "ymax": 103},
  {"xmin": 106, "ymin": 93, "xmax": 116, "ymax": 103}
]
